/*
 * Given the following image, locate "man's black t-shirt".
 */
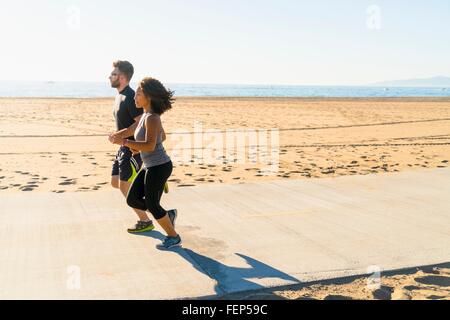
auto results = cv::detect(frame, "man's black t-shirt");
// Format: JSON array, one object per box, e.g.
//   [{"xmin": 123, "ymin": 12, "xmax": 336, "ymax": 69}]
[{"xmin": 113, "ymin": 85, "xmax": 143, "ymax": 139}]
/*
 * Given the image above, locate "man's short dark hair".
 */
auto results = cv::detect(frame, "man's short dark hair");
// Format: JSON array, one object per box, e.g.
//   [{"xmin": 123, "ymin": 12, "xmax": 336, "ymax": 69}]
[{"xmin": 113, "ymin": 60, "xmax": 134, "ymax": 82}]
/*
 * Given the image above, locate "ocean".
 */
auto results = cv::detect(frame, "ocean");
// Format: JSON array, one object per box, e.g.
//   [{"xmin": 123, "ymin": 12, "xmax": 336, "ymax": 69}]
[{"xmin": 0, "ymin": 81, "xmax": 449, "ymax": 98}]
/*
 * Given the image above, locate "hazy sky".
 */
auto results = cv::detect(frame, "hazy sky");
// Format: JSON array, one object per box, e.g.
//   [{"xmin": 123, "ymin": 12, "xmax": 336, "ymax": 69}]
[{"xmin": 1, "ymin": 0, "xmax": 449, "ymax": 85}]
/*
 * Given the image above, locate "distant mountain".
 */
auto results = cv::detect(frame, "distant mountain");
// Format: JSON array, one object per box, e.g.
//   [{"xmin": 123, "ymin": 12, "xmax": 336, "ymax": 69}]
[{"xmin": 371, "ymin": 76, "xmax": 450, "ymax": 87}]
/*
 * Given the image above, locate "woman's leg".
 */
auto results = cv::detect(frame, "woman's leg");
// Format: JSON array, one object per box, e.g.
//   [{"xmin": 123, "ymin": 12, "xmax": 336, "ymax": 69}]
[
  {"xmin": 144, "ymin": 162, "xmax": 177, "ymax": 236},
  {"xmin": 126, "ymin": 169, "xmax": 148, "ymax": 214}
]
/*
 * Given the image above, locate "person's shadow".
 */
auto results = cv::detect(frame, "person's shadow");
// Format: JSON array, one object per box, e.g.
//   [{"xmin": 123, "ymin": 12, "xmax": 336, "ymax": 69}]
[{"xmin": 132, "ymin": 231, "xmax": 300, "ymax": 297}]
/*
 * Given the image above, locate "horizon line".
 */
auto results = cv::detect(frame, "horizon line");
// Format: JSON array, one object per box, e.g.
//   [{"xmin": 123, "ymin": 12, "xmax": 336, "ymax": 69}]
[{"xmin": 0, "ymin": 79, "xmax": 449, "ymax": 88}]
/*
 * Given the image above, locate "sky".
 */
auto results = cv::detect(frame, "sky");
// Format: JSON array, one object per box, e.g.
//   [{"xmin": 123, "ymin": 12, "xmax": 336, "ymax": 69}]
[{"xmin": 0, "ymin": 0, "xmax": 449, "ymax": 85}]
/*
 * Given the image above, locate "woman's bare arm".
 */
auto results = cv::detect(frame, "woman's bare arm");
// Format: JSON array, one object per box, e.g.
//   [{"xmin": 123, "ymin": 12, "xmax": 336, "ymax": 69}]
[
  {"xmin": 161, "ymin": 125, "xmax": 167, "ymax": 142},
  {"xmin": 122, "ymin": 115, "xmax": 160, "ymax": 152}
]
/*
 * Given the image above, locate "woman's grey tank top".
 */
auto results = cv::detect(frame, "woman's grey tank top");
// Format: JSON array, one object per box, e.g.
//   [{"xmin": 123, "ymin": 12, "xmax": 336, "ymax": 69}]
[{"xmin": 134, "ymin": 113, "xmax": 171, "ymax": 168}]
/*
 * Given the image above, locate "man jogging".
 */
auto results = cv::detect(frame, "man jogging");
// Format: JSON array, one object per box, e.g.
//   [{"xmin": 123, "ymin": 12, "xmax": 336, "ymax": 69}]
[{"xmin": 109, "ymin": 60, "xmax": 155, "ymax": 232}]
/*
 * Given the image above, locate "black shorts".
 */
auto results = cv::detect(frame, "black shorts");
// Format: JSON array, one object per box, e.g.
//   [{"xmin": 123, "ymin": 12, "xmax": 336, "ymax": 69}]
[{"xmin": 112, "ymin": 146, "xmax": 143, "ymax": 182}]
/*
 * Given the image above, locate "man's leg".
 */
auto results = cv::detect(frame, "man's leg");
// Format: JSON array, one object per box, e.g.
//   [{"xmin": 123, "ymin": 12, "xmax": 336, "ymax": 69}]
[
  {"xmin": 111, "ymin": 159, "xmax": 120, "ymax": 189},
  {"xmin": 111, "ymin": 175, "xmax": 119, "ymax": 189}
]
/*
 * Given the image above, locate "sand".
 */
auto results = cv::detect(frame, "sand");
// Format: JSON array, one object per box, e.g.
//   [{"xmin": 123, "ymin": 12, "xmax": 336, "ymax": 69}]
[
  {"xmin": 222, "ymin": 263, "xmax": 450, "ymax": 300},
  {"xmin": 1, "ymin": 96, "xmax": 449, "ymax": 299}
]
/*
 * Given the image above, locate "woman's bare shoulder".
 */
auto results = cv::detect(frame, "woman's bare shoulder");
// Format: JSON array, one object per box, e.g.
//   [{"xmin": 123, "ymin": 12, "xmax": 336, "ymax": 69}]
[{"xmin": 144, "ymin": 113, "xmax": 161, "ymax": 127}]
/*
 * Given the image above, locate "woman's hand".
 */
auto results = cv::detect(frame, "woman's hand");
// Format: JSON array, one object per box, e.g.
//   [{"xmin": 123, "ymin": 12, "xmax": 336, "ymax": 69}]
[{"xmin": 108, "ymin": 133, "xmax": 124, "ymax": 145}]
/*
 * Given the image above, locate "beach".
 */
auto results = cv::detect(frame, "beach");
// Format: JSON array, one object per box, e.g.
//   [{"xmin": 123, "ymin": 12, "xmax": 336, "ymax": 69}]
[
  {"xmin": 1, "ymin": 97, "xmax": 450, "ymax": 193},
  {"xmin": 1, "ymin": 96, "xmax": 449, "ymax": 300}
]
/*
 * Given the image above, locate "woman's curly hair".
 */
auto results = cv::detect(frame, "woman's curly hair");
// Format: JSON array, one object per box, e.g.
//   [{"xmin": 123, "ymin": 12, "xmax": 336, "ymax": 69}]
[{"xmin": 139, "ymin": 77, "xmax": 175, "ymax": 115}]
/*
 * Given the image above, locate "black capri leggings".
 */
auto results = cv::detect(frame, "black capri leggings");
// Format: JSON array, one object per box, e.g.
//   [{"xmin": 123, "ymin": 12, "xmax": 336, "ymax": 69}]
[{"xmin": 126, "ymin": 161, "xmax": 173, "ymax": 220}]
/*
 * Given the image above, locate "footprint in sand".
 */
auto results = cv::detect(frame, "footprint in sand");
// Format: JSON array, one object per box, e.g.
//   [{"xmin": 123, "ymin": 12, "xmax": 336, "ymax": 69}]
[
  {"xmin": 372, "ymin": 286, "xmax": 393, "ymax": 300},
  {"xmin": 195, "ymin": 178, "xmax": 205, "ymax": 182},
  {"xmin": 414, "ymin": 276, "xmax": 450, "ymax": 287},
  {"xmin": 0, "ymin": 186, "xmax": 9, "ymax": 190},
  {"xmin": 20, "ymin": 187, "xmax": 35, "ymax": 192},
  {"xmin": 324, "ymin": 295, "xmax": 353, "ymax": 301},
  {"xmin": 59, "ymin": 181, "xmax": 76, "ymax": 186},
  {"xmin": 177, "ymin": 184, "xmax": 196, "ymax": 187}
]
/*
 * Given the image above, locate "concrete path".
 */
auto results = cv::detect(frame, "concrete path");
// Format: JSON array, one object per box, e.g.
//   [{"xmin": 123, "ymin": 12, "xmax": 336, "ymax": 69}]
[{"xmin": 1, "ymin": 169, "xmax": 449, "ymax": 299}]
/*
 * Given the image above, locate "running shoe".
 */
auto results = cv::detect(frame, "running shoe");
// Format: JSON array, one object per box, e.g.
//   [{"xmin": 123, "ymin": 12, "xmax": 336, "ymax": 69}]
[
  {"xmin": 127, "ymin": 220, "xmax": 155, "ymax": 233},
  {"xmin": 156, "ymin": 235, "xmax": 182, "ymax": 250}
]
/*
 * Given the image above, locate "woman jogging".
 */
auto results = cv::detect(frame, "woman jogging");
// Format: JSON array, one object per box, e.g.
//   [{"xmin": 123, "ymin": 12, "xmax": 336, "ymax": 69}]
[{"xmin": 109, "ymin": 77, "xmax": 180, "ymax": 250}]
